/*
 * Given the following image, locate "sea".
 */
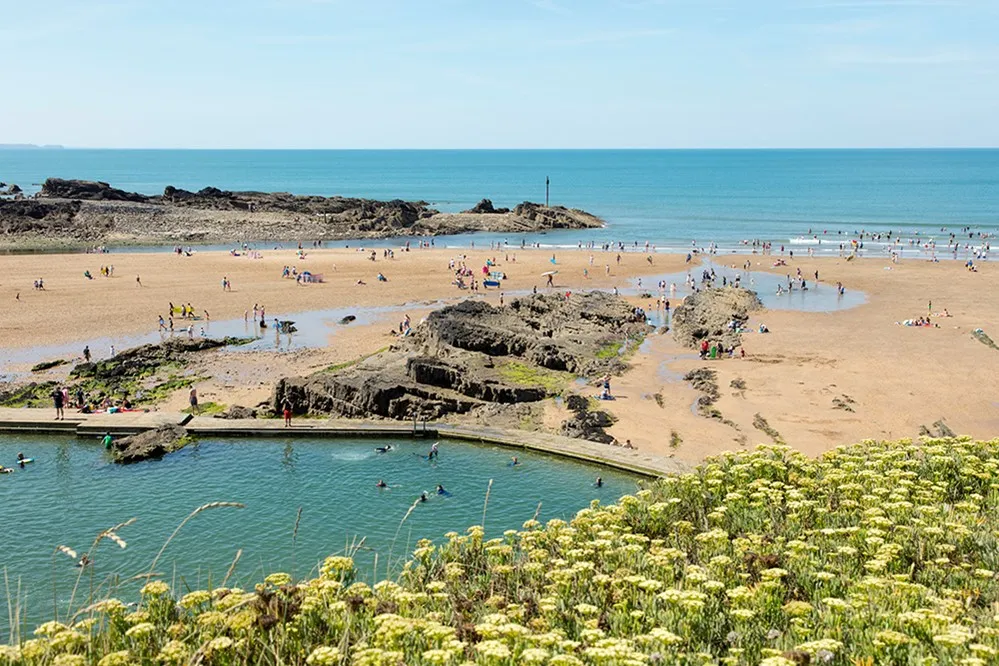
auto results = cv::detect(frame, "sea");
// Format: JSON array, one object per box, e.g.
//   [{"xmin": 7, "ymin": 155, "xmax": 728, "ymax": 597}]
[{"xmin": 1, "ymin": 149, "xmax": 996, "ymax": 254}]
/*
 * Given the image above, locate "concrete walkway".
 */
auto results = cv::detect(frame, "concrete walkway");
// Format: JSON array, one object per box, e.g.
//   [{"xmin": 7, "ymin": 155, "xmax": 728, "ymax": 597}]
[{"xmin": 0, "ymin": 408, "xmax": 689, "ymax": 477}]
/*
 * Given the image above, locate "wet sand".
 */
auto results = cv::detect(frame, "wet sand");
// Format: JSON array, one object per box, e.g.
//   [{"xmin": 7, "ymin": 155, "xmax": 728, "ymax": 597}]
[
  {"xmin": 605, "ymin": 254, "xmax": 999, "ymax": 460},
  {"xmin": 3, "ymin": 247, "xmax": 997, "ymax": 460}
]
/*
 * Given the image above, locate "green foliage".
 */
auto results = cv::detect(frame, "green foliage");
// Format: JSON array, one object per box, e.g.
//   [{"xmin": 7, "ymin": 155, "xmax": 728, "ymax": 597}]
[
  {"xmin": 594, "ymin": 341, "xmax": 623, "ymax": 360},
  {"xmin": 497, "ymin": 361, "xmax": 574, "ymax": 395},
  {"xmin": 10, "ymin": 437, "xmax": 999, "ymax": 666},
  {"xmin": 183, "ymin": 401, "xmax": 225, "ymax": 415},
  {"xmin": 0, "ymin": 382, "xmax": 57, "ymax": 408}
]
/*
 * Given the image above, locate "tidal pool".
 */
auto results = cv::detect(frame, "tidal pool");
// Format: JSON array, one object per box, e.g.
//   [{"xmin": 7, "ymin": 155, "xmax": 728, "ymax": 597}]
[{"xmin": 0, "ymin": 434, "xmax": 641, "ymax": 633}]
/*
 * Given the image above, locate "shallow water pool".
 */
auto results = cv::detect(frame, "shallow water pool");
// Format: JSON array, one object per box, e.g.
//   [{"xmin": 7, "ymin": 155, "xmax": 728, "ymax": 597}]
[{"xmin": 0, "ymin": 434, "xmax": 641, "ymax": 633}]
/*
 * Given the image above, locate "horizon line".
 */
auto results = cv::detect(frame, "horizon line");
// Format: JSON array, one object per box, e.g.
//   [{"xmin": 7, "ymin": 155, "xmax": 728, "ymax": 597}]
[{"xmin": 3, "ymin": 145, "xmax": 999, "ymax": 152}]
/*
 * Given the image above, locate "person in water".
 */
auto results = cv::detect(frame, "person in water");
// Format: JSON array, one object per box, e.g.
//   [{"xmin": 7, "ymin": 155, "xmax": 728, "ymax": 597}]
[
  {"xmin": 595, "ymin": 476, "xmax": 603, "ymax": 488},
  {"xmin": 510, "ymin": 456, "xmax": 520, "ymax": 466},
  {"xmin": 77, "ymin": 554, "xmax": 92, "ymax": 568},
  {"xmin": 376, "ymin": 479, "xmax": 388, "ymax": 488},
  {"xmin": 429, "ymin": 442, "xmax": 439, "ymax": 459},
  {"xmin": 16, "ymin": 452, "xmax": 26, "ymax": 466},
  {"xmin": 420, "ymin": 492, "xmax": 428, "ymax": 502},
  {"xmin": 102, "ymin": 432, "xmax": 113, "ymax": 450},
  {"xmin": 436, "ymin": 484, "xmax": 447, "ymax": 495},
  {"xmin": 375, "ymin": 445, "xmax": 393, "ymax": 453},
  {"xmin": 0, "ymin": 465, "xmax": 11, "ymax": 474}
]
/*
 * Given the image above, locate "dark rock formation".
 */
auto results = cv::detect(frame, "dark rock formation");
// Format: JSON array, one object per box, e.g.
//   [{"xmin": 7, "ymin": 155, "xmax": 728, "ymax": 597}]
[
  {"xmin": 111, "ymin": 425, "xmax": 189, "ymax": 464},
  {"xmin": 40, "ymin": 178, "xmax": 148, "ymax": 202},
  {"xmin": 30, "ymin": 359, "xmax": 67, "ymax": 372},
  {"xmin": 560, "ymin": 398, "xmax": 616, "ymax": 444},
  {"xmin": 214, "ymin": 405, "xmax": 258, "ymax": 419},
  {"xmin": 671, "ymin": 287, "xmax": 762, "ymax": 350},
  {"xmin": 0, "ymin": 199, "xmax": 86, "ymax": 237},
  {"xmin": 71, "ymin": 337, "xmax": 247, "ymax": 386},
  {"xmin": 6, "ymin": 178, "xmax": 602, "ymax": 245},
  {"xmin": 463, "ymin": 199, "xmax": 510, "ymax": 215},
  {"xmin": 511, "ymin": 202, "xmax": 600, "ymax": 230},
  {"xmin": 272, "ymin": 292, "xmax": 649, "ymax": 424}
]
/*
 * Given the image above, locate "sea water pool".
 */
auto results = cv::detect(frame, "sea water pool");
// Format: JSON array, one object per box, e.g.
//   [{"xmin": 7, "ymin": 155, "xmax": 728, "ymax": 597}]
[{"xmin": 0, "ymin": 433, "xmax": 642, "ymax": 633}]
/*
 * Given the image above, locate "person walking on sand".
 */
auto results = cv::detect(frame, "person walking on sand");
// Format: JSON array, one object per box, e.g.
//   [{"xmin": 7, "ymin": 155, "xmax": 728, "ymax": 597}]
[
  {"xmin": 136, "ymin": 275, "xmax": 142, "ymax": 287},
  {"xmin": 283, "ymin": 401, "xmax": 292, "ymax": 427},
  {"xmin": 189, "ymin": 387, "xmax": 199, "ymax": 414}
]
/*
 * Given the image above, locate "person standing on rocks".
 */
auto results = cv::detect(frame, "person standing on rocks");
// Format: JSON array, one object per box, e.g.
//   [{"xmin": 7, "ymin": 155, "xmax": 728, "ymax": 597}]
[
  {"xmin": 283, "ymin": 401, "xmax": 292, "ymax": 427},
  {"xmin": 189, "ymin": 387, "xmax": 199, "ymax": 414},
  {"xmin": 83, "ymin": 345, "xmax": 91, "ymax": 363}
]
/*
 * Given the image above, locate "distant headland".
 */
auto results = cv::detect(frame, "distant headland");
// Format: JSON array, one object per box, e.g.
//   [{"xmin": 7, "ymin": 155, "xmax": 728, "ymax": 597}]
[{"xmin": 0, "ymin": 178, "xmax": 603, "ymax": 246}]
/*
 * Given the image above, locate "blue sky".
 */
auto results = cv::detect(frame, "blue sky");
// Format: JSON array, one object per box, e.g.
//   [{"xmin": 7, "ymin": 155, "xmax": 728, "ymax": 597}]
[{"xmin": 1, "ymin": 0, "xmax": 996, "ymax": 148}]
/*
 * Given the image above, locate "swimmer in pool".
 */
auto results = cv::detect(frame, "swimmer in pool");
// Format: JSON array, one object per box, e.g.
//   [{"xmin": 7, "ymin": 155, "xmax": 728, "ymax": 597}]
[
  {"xmin": 510, "ymin": 456, "xmax": 520, "ymax": 466},
  {"xmin": 376, "ymin": 479, "xmax": 388, "ymax": 488},
  {"xmin": 375, "ymin": 445, "xmax": 393, "ymax": 453}
]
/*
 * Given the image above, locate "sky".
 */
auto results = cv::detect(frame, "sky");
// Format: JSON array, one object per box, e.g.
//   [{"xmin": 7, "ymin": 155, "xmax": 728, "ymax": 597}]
[{"xmin": 0, "ymin": 0, "xmax": 997, "ymax": 148}]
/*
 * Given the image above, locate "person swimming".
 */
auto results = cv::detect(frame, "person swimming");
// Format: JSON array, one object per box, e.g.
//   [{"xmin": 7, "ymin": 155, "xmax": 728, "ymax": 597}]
[
  {"xmin": 595, "ymin": 476, "xmax": 603, "ymax": 487},
  {"xmin": 376, "ymin": 479, "xmax": 388, "ymax": 488},
  {"xmin": 429, "ymin": 442, "xmax": 439, "ymax": 459},
  {"xmin": 101, "ymin": 432, "xmax": 113, "ymax": 450},
  {"xmin": 510, "ymin": 456, "xmax": 520, "ymax": 466},
  {"xmin": 375, "ymin": 445, "xmax": 393, "ymax": 453},
  {"xmin": 0, "ymin": 466, "xmax": 11, "ymax": 475},
  {"xmin": 420, "ymin": 492, "xmax": 428, "ymax": 502},
  {"xmin": 16, "ymin": 452, "xmax": 25, "ymax": 466},
  {"xmin": 436, "ymin": 484, "xmax": 447, "ymax": 495},
  {"xmin": 76, "ymin": 554, "xmax": 92, "ymax": 568}
]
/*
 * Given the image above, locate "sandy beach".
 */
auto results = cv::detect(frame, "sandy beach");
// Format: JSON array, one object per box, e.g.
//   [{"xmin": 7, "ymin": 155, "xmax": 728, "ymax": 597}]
[{"xmin": 3, "ymin": 246, "xmax": 997, "ymax": 462}]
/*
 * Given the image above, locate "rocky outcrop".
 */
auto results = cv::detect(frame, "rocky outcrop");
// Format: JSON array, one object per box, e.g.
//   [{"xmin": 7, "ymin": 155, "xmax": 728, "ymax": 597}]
[
  {"xmin": 214, "ymin": 405, "xmax": 258, "ymax": 419},
  {"xmin": 111, "ymin": 425, "xmax": 189, "ymax": 464},
  {"xmin": 0, "ymin": 199, "xmax": 87, "ymax": 237},
  {"xmin": 560, "ymin": 394, "xmax": 616, "ymax": 444},
  {"xmin": 511, "ymin": 202, "xmax": 603, "ymax": 230},
  {"xmin": 272, "ymin": 292, "xmax": 649, "ymax": 424},
  {"xmin": 463, "ymin": 199, "xmax": 510, "ymax": 214},
  {"xmin": 40, "ymin": 178, "xmax": 148, "ymax": 202},
  {"xmin": 671, "ymin": 288, "xmax": 763, "ymax": 350},
  {"xmin": 2, "ymin": 179, "xmax": 603, "ymax": 245}
]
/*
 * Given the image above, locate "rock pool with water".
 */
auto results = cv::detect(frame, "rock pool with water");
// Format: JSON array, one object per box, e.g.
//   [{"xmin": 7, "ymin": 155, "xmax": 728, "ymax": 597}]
[{"xmin": 0, "ymin": 433, "xmax": 640, "ymax": 632}]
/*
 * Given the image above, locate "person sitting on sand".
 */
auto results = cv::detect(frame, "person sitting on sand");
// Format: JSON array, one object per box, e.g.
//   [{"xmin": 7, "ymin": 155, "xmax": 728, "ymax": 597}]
[
  {"xmin": 356, "ymin": 279, "xmax": 366, "ymax": 285},
  {"xmin": 376, "ymin": 479, "xmax": 388, "ymax": 488}
]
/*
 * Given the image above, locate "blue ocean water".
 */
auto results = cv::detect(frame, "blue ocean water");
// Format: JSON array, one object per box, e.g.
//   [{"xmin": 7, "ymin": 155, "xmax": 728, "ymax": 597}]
[{"xmin": 1, "ymin": 149, "xmax": 996, "ymax": 250}]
